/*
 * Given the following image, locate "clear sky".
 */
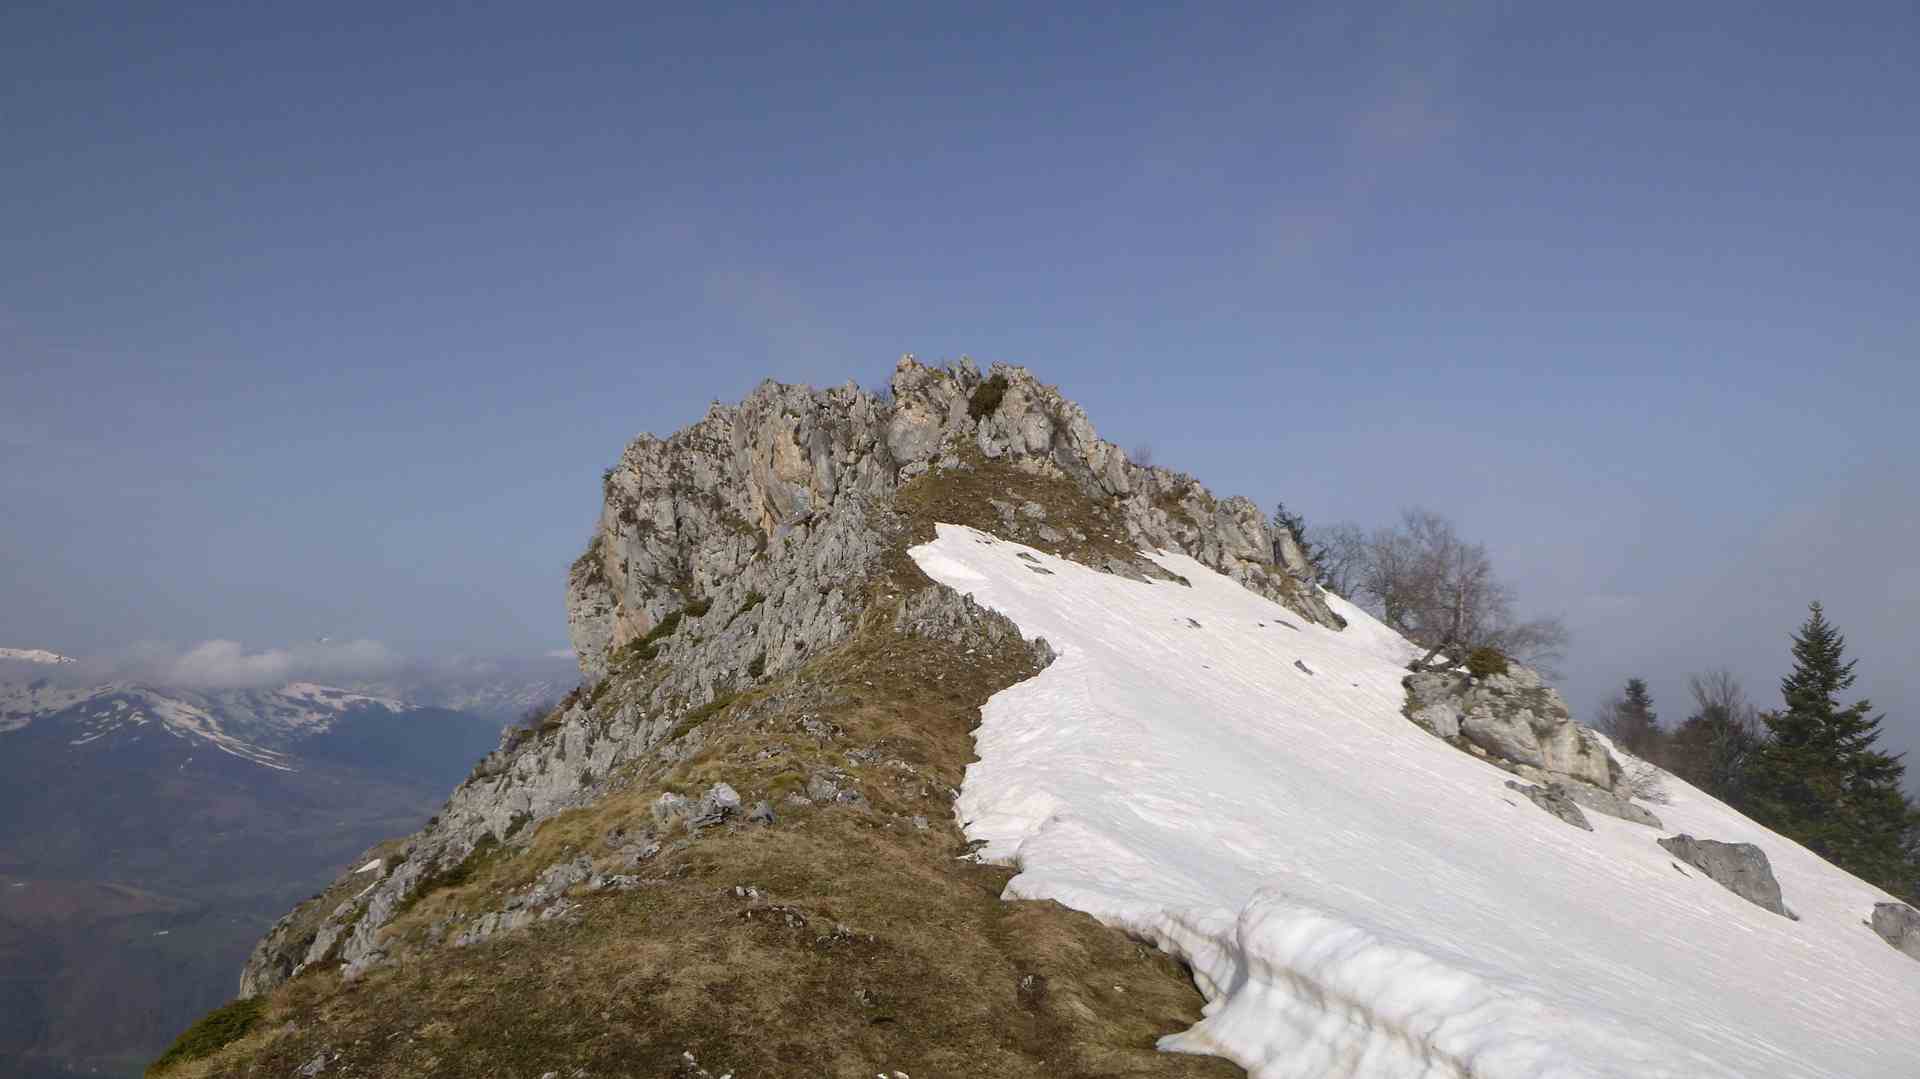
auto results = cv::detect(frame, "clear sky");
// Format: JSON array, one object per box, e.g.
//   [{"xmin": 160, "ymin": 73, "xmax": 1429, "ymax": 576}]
[{"xmin": 3, "ymin": 2, "xmax": 1915, "ymax": 763}]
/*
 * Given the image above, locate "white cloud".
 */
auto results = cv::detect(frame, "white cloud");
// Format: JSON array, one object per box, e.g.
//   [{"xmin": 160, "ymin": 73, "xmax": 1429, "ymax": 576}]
[{"xmin": 98, "ymin": 638, "xmax": 404, "ymax": 691}]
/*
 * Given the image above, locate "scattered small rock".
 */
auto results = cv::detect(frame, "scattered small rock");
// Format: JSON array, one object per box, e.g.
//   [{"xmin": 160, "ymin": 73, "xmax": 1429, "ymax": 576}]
[
  {"xmin": 651, "ymin": 792, "xmax": 691, "ymax": 827},
  {"xmin": 1547, "ymin": 778, "xmax": 1662, "ymax": 829},
  {"xmin": 689, "ymin": 783, "xmax": 742, "ymax": 828},
  {"xmin": 1293, "ymin": 659, "xmax": 1315, "ymax": 676},
  {"xmin": 748, "ymin": 800, "xmax": 776, "ymax": 825},
  {"xmin": 1505, "ymin": 781, "xmax": 1593, "ymax": 831}
]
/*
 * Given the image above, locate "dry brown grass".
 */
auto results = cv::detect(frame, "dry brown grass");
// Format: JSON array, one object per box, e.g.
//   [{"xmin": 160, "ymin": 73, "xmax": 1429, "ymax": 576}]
[
  {"xmin": 893, "ymin": 452, "xmax": 1143, "ymax": 572},
  {"xmin": 168, "ymin": 477, "xmax": 1243, "ymax": 1079}
]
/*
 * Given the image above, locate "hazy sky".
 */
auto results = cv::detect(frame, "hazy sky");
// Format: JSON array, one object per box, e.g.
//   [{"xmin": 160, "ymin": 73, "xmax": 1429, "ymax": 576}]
[{"xmin": 3, "ymin": 3, "xmax": 1915, "ymax": 762}]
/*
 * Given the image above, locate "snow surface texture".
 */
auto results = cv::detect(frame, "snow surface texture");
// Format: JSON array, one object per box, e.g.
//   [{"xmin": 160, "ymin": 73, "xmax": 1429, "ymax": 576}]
[{"xmin": 912, "ymin": 524, "xmax": 1920, "ymax": 1079}]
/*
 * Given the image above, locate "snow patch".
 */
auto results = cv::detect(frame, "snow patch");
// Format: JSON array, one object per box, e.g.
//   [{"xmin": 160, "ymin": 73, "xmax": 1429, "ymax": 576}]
[{"xmin": 913, "ymin": 523, "xmax": 1920, "ymax": 1079}]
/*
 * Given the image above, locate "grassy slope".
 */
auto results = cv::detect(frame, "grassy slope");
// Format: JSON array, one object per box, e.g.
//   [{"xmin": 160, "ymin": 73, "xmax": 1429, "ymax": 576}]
[{"xmin": 160, "ymin": 463, "xmax": 1243, "ymax": 1078}]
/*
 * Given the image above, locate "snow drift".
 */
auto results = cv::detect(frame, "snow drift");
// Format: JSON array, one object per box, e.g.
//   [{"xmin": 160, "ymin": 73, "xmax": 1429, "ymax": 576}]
[{"xmin": 913, "ymin": 523, "xmax": 1920, "ymax": 1078}]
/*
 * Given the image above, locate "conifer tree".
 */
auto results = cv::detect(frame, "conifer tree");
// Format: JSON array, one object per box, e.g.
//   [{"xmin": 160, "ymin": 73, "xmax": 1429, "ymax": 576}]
[
  {"xmin": 1743, "ymin": 602, "xmax": 1919, "ymax": 898},
  {"xmin": 1607, "ymin": 678, "xmax": 1663, "ymax": 758}
]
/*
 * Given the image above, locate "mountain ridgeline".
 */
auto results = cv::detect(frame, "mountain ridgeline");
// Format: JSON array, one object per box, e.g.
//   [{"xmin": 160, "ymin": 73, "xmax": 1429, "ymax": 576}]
[
  {"xmin": 154, "ymin": 359, "xmax": 1920, "ymax": 1077},
  {"xmin": 200, "ymin": 360, "xmax": 1339, "ymax": 1077}
]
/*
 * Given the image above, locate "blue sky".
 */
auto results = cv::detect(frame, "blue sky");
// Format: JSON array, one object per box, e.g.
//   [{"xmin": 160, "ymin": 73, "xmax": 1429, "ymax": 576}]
[{"xmin": 2, "ymin": 2, "xmax": 1915, "ymax": 760}]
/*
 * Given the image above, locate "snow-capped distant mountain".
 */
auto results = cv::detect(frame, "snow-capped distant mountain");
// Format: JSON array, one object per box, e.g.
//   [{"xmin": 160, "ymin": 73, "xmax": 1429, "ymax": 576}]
[
  {"xmin": 349, "ymin": 654, "xmax": 579, "ymax": 721},
  {"xmin": 0, "ymin": 679, "xmax": 438, "ymax": 770},
  {"xmin": 0, "ymin": 647, "xmax": 75, "ymax": 664},
  {"xmin": 0, "ymin": 668, "xmax": 508, "ymax": 1077}
]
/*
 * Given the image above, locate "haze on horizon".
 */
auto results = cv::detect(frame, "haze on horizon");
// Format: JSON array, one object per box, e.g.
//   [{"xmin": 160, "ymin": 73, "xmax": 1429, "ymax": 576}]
[{"xmin": 3, "ymin": 4, "xmax": 1915, "ymax": 769}]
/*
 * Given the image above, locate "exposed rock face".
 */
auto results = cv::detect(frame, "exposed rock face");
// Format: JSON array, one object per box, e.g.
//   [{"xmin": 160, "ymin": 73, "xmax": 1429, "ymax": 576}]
[
  {"xmin": 1538, "ymin": 776, "xmax": 1662, "ymax": 829},
  {"xmin": 239, "ymin": 360, "xmax": 1339, "ymax": 1000},
  {"xmin": 1870, "ymin": 902, "xmax": 1920, "ymax": 961},
  {"xmin": 1659, "ymin": 835, "xmax": 1794, "ymax": 918},
  {"xmin": 1403, "ymin": 667, "xmax": 1625, "ymax": 794},
  {"xmin": 1505, "ymin": 781, "xmax": 1593, "ymax": 831},
  {"xmin": 567, "ymin": 358, "xmax": 1341, "ymax": 680}
]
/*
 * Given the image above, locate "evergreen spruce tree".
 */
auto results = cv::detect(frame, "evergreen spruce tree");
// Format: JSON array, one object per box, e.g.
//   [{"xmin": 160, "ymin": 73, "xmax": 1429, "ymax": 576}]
[
  {"xmin": 1743, "ymin": 602, "xmax": 1919, "ymax": 898},
  {"xmin": 1609, "ymin": 678, "xmax": 1663, "ymax": 758}
]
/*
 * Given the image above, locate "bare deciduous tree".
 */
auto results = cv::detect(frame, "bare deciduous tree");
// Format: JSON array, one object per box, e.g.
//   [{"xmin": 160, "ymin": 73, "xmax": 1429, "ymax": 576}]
[
  {"xmin": 1310, "ymin": 522, "xmax": 1369, "ymax": 597},
  {"xmin": 1342, "ymin": 508, "xmax": 1569, "ymax": 673},
  {"xmin": 1666, "ymin": 669, "xmax": 1762, "ymax": 798}
]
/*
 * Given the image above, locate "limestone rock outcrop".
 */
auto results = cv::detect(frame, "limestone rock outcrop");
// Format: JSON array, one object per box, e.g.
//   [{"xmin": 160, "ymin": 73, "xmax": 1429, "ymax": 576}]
[
  {"xmin": 1870, "ymin": 902, "xmax": 1920, "ymax": 961},
  {"xmin": 1505, "ymin": 781, "xmax": 1594, "ymax": 831},
  {"xmin": 240, "ymin": 359, "xmax": 1344, "ymax": 999},
  {"xmin": 1404, "ymin": 666, "xmax": 1626, "ymax": 796},
  {"xmin": 1659, "ymin": 834, "xmax": 1794, "ymax": 919},
  {"xmin": 566, "ymin": 358, "xmax": 1342, "ymax": 681},
  {"xmin": 1540, "ymin": 776, "xmax": 1662, "ymax": 829}
]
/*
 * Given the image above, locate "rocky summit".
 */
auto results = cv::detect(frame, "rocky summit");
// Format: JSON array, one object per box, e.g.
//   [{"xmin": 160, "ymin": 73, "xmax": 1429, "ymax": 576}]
[
  {"xmin": 186, "ymin": 360, "xmax": 1332, "ymax": 1078},
  {"xmin": 146, "ymin": 359, "xmax": 1920, "ymax": 1079}
]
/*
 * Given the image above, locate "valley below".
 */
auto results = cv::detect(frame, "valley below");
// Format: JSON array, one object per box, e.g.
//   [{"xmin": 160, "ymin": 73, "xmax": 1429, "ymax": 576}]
[{"xmin": 0, "ymin": 684, "xmax": 507, "ymax": 1077}]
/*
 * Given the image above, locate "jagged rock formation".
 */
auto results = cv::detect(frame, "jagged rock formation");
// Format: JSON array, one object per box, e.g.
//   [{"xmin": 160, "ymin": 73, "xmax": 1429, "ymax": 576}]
[
  {"xmin": 1547, "ymin": 775, "xmax": 1663, "ymax": 829},
  {"xmin": 1404, "ymin": 666, "xmax": 1630, "ymax": 797},
  {"xmin": 1870, "ymin": 902, "xmax": 1920, "ymax": 961},
  {"xmin": 1505, "ymin": 780, "xmax": 1593, "ymax": 831},
  {"xmin": 567, "ymin": 358, "xmax": 1339, "ymax": 681},
  {"xmin": 229, "ymin": 359, "xmax": 1335, "ymax": 1079},
  {"xmin": 1659, "ymin": 834, "xmax": 1795, "ymax": 919}
]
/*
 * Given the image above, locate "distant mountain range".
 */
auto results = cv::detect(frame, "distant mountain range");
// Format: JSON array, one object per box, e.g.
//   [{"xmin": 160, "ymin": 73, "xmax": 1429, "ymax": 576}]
[
  {"xmin": 346, "ymin": 653, "xmax": 578, "ymax": 722},
  {"xmin": 0, "ymin": 648, "xmax": 560, "ymax": 1077}
]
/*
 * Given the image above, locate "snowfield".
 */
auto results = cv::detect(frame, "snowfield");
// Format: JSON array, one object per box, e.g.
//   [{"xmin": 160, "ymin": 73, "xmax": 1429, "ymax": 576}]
[{"xmin": 912, "ymin": 524, "xmax": 1920, "ymax": 1078}]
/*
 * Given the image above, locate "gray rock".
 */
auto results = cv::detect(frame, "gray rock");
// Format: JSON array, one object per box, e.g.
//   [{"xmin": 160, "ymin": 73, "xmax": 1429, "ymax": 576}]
[
  {"xmin": 1505, "ymin": 781, "xmax": 1593, "ymax": 831},
  {"xmin": 567, "ymin": 360, "xmax": 1344, "ymax": 682},
  {"xmin": 1403, "ymin": 671, "xmax": 1464, "ymax": 740},
  {"xmin": 1658, "ymin": 834, "xmax": 1794, "ymax": 918},
  {"xmin": 1404, "ymin": 668, "xmax": 1623, "ymax": 792},
  {"xmin": 526, "ymin": 856, "xmax": 593, "ymax": 906},
  {"xmin": 650, "ymin": 792, "xmax": 691, "ymax": 827},
  {"xmin": 237, "ymin": 360, "xmax": 1360, "ymax": 999},
  {"xmin": 1871, "ymin": 902, "xmax": 1920, "ymax": 961},
  {"xmin": 748, "ymin": 800, "xmax": 776, "ymax": 825},
  {"xmin": 689, "ymin": 783, "xmax": 742, "ymax": 828},
  {"xmin": 805, "ymin": 771, "xmax": 844, "ymax": 803},
  {"xmin": 1550, "ymin": 779, "xmax": 1662, "ymax": 829}
]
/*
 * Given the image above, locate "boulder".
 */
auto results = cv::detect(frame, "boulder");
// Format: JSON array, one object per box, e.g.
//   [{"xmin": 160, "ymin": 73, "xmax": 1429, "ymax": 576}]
[
  {"xmin": 1549, "ymin": 779, "xmax": 1662, "ymax": 829},
  {"xmin": 1870, "ymin": 902, "xmax": 1920, "ymax": 961},
  {"xmin": 689, "ymin": 783, "xmax": 742, "ymax": 828},
  {"xmin": 1505, "ymin": 781, "xmax": 1593, "ymax": 831},
  {"xmin": 1658, "ymin": 834, "xmax": 1794, "ymax": 918},
  {"xmin": 1402, "ymin": 666, "xmax": 1624, "ymax": 793}
]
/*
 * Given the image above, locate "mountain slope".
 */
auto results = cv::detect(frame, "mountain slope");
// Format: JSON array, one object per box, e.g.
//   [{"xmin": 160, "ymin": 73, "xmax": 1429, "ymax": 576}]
[
  {"xmin": 913, "ymin": 523, "xmax": 1920, "ymax": 1077},
  {"xmin": 160, "ymin": 360, "xmax": 1917, "ymax": 1078},
  {"xmin": 0, "ymin": 681, "xmax": 504, "ymax": 1077}
]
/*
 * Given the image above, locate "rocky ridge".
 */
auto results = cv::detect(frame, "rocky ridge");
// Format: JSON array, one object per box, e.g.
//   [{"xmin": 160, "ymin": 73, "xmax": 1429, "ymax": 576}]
[
  {"xmin": 1402, "ymin": 665, "xmax": 1662, "ymax": 825},
  {"xmin": 237, "ymin": 359, "xmax": 1339, "ymax": 1005}
]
